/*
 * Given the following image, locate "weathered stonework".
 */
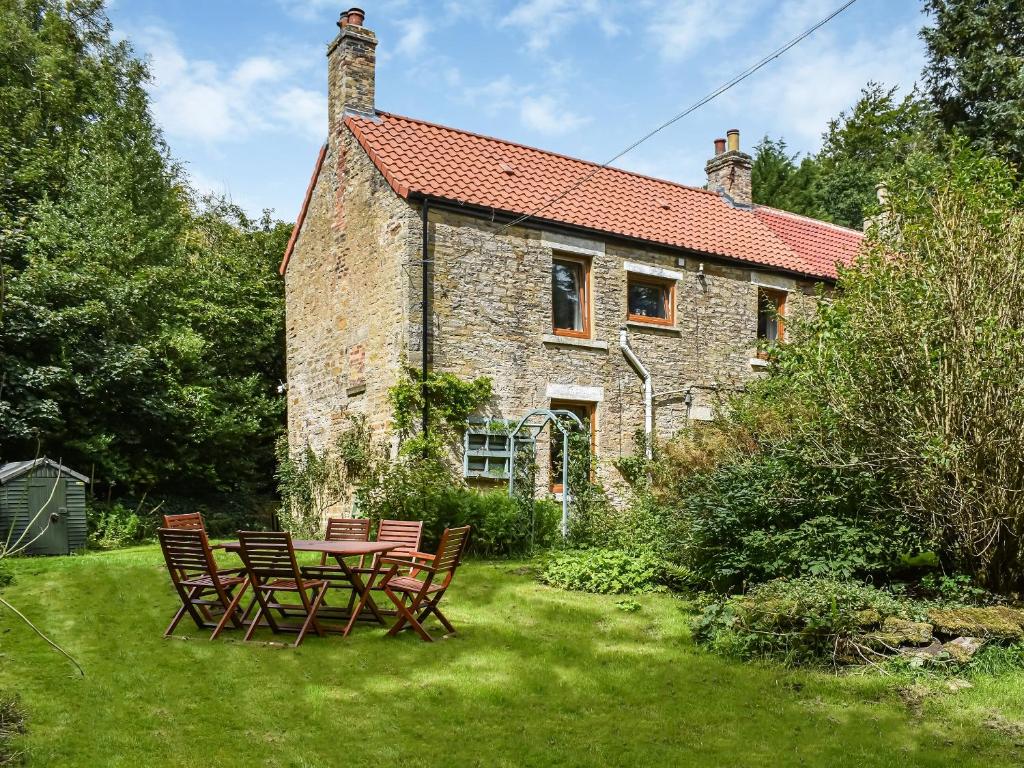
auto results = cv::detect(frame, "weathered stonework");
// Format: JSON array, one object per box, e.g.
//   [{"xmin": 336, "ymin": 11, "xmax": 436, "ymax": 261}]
[{"xmin": 705, "ymin": 150, "xmax": 754, "ymax": 207}]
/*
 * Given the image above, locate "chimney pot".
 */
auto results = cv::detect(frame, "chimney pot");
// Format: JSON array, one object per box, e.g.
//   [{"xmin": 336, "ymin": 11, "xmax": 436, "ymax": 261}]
[
  {"xmin": 714, "ymin": 138, "xmax": 726, "ymax": 155},
  {"xmin": 346, "ymin": 7, "xmax": 365, "ymax": 26},
  {"xmin": 726, "ymin": 129, "xmax": 740, "ymax": 153}
]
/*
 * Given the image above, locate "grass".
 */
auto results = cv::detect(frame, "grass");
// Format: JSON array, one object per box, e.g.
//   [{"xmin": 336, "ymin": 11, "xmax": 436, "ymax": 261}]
[{"xmin": 2, "ymin": 547, "xmax": 1024, "ymax": 767}]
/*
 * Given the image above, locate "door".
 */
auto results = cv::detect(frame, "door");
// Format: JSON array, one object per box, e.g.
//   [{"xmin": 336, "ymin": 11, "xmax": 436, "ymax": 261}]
[{"xmin": 26, "ymin": 479, "xmax": 69, "ymax": 555}]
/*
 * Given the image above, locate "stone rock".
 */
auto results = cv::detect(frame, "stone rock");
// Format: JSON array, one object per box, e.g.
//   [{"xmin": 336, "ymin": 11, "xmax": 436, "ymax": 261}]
[
  {"xmin": 944, "ymin": 636, "xmax": 985, "ymax": 663},
  {"xmin": 900, "ymin": 640, "xmax": 948, "ymax": 667},
  {"xmin": 946, "ymin": 678, "xmax": 973, "ymax": 693},
  {"xmin": 882, "ymin": 617, "xmax": 933, "ymax": 645},
  {"xmin": 854, "ymin": 609, "xmax": 882, "ymax": 628},
  {"xmin": 928, "ymin": 607, "xmax": 1024, "ymax": 639}
]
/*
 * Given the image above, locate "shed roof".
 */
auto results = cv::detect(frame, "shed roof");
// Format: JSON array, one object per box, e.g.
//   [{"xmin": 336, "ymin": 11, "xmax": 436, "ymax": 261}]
[{"xmin": 0, "ymin": 458, "xmax": 90, "ymax": 485}]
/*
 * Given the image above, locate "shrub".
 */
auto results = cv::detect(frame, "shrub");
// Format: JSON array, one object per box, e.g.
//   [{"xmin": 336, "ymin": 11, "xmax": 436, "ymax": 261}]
[
  {"xmin": 539, "ymin": 548, "xmax": 667, "ymax": 595},
  {"xmin": 357, "ymin": 453, "xmax": 559, "ymax": 556},
  {"xmin": 0, "ymin": 560, "xmax": 11, "ymax": 590},
  {"xmin": 694, "ymin": 576, "xmax": 917, "ymax": 666},
  {"xmin": 660, "ymin": 443, "xmax": 923, "ymax": 591},
  {"xmin": 87, "ymin": 502, "xmax": 148, "ymax": 549}
]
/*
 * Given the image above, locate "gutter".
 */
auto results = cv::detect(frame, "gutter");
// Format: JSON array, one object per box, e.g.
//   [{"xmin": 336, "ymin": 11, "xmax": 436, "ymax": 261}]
[{"xmin": 619, "ymin": 327, "xmax": 653, "ymax": 460}]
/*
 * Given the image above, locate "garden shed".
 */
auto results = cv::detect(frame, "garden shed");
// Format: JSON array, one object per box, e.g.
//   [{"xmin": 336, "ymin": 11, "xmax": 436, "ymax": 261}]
[{"xmin": 0, "ymin": 458, "xmax": 89, "ymax": 555}]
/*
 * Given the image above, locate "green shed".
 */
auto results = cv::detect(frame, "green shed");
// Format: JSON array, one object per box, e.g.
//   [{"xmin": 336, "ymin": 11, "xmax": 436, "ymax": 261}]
[{"xmin": 0, "ymin": 458, "xmax": 89, "ymax": 556}]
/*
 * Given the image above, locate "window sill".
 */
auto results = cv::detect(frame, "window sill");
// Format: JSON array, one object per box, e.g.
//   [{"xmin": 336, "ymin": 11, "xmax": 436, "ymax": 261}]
[
  {"xmin": 346, "ymin": 383, "xmax": 367, "ymax": 396},
  {"xmin": 626, "ymin": 320, "xmax": 682, "ymax": 335},
  {"xmin": 542, "ymin": 334, "xmax": 609, "ymax": 351},
  {"xmin": 749, "ymin": 357, "xmax": 770, "ymax": 369}
]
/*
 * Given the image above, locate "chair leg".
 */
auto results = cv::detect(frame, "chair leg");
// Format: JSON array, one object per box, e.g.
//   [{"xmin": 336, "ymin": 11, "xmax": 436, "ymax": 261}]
[
  {"xmin": 419, "ymin": 598, "xmax": 456, "ymax": 635},
  {"xmin": 211, "ymin": 580, "xmax": 249, "ymax": 641},
  {"xmin": 293, "ymin": 585, "xmax": 329, "ymax": 648},
  {"xmin": 384, "ymin": 588, "xmax": 434, "ymax": 642},
  {"xmin": 164, "ymin": 603, "xmax": 189, "ymax": 638}
]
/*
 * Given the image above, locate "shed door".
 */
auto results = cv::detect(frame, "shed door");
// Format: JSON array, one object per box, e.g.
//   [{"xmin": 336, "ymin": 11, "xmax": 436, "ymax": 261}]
[{"xmin": 26, "ymin": 479, "xmax": 69, "ymax": 555}]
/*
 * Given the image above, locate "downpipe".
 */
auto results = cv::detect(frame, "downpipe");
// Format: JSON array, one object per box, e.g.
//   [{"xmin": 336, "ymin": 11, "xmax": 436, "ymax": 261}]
[{"xmin": 619, "ymin": 327, "xmax": 653, "ymax": 460}]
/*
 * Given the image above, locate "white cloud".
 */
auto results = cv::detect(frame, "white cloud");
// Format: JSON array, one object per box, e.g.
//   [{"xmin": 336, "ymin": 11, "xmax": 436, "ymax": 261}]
[
  {"xmin": 395, "ymin": 16, "xmax": 430, "ymax": 57},
  {"xmin": 745, "ymin": 22, "xmax": 924, "ymax": 145},
  {"xmin": 520, "ymin": 94, "xmax": 590, "ymax": 135},
  {"xmin": 136, "ymin": 26, "xmax": 325, "ymax": 145},
  {"xmin": 646, "ymin": 0, "xmax": 764, "ymax": 62},
  {"xmin": 501, "ymin": 0, "xmax": 620, "ymax": 51},
  {"xmin": 274, "ymin": 0, "xmax": 337, "ymax": 21}
]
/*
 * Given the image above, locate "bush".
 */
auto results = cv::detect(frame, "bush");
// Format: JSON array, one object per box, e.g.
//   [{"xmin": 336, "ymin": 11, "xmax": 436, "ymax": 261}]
[
  {"xmin": 88, "ymin": 502, "xmax": 148, "ymax": 549},
  {"xmin": 694, "ymin": 576, "xmax": 917, "ymax": 666},
  {"xmin": 357, "ymin": 454, "xmax": 559, "ymax": 556},
  {"xmin": 655, "ymin": 432, "xmax": 924, "ymax": 591},
  {"xmin": 539, "ymin": 548, "xmax": 667, "ymax": 595},
  {"xmin": 0, "ymin": 560, "xmax": 12, "ymax": 589}
]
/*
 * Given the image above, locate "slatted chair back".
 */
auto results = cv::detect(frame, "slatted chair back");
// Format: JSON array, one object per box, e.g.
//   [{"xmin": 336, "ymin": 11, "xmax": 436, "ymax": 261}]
[
  {"xmin": 321, "ymin": 517, "xmax": 371, "ymax": 566},
  {"xmin": 433, "ymin": 525, "xmax": 471, "ymax": 585},
  {"xmin": 163, "ymin": 512, "xmax": 205, "ymax": 531},
  {"xmin": 236, "ymin": 531, "xmax": 303, "ymax": 583},
  {"xmin": 377, "ymin": 519, "xmax": 423, "ymax": 556},
  {"xmin": 325, "ymin": 517, "xmax": 371, "ymax": 541},
  {"xmin": 159, "ymin": 527, "xmax": 217, "ymax": 583}
]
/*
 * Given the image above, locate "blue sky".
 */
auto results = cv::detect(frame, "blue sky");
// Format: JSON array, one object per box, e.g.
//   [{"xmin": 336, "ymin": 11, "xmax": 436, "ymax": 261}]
[{"xmin": 107, "ymin": 0, "xmax": 928, "ymax": 221}]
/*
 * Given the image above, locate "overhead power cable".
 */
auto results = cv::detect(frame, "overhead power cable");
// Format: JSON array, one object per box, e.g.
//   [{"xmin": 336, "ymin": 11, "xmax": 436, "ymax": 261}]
[{"xmin": 492, "ymin": 0, "xmax": 861, "ymax": 237}]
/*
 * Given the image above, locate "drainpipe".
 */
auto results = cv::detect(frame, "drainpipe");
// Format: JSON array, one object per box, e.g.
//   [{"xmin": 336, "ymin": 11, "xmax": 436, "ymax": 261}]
[
  {"xmin": 421, "ymin": 198, "xmax": 430, "ymax": 456},
  {"xmin": 619, "ymin": 327, "xmax": 653, "ymax": 460}
]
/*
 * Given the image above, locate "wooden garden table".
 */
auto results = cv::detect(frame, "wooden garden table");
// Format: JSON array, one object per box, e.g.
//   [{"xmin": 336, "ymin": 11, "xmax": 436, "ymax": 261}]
[{"xmin": 220, "ymin": 539, "xmax": 401, "ymax": 637}]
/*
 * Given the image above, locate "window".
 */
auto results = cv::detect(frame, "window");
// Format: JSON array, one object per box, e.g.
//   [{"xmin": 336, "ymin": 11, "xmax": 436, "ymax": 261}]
[
  {"xmin": 551, "ymin": 257, "xmax": 590, "ymax": 337},
  {"xmin": 627, "ymin": 274, "xmax": 675, "ymax": 325},
  {"xmin": 757, "ymin": 287, "xmax": 786, "ymax": 346},
  {"xmin": 548, "ymin": 401, "xmax": 595, "ymax": 492}
]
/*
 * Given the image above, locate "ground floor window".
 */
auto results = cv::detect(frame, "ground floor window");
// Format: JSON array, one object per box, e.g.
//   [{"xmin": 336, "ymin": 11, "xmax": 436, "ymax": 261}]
[{"xmin": 548, "ymin": 400, "xmax": 595, "ymax": 493}]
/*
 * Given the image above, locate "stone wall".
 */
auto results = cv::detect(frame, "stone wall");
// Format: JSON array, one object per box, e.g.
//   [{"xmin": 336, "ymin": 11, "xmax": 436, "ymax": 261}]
[
  {"xmin": 284, "ymin": 127, "xmax": 419, "ymax": 457},
  {"xmin": 424, "ymin": 207, "xmax": 820, "ymax": 498}
]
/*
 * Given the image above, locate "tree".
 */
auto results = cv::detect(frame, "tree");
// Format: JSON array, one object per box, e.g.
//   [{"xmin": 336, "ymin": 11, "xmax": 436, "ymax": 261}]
[
  {"xmin": 776, "ymin": 142, "xmax": 1024, "ymax": 592},
  {"xmin": 0, "ymin": 1, "xmax": 289, "ymax": 500},
  {"xmin": 750, "ymin": 136, "xmax": 821, "ymax": 217},
  {"xmin": 922, "ymin": 0, "xmax": 1024, "ymax": 172},
  {"xmin": 815, "ymin": 83, "xmax": 935, "ymax": 229}
]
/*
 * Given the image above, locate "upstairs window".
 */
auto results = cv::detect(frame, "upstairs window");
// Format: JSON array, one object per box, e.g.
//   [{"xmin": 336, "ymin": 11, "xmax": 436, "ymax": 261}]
[
  {"xmin": 552, "ymin": 257, "xmax": 590, "ymax": 338},
  {"xmin": 627, "ymin": 274, "xmax": 675, "ymax": 325},
  {"xmin": 757, "ymin": 287, "xmax": 786, "ymax": 345}
]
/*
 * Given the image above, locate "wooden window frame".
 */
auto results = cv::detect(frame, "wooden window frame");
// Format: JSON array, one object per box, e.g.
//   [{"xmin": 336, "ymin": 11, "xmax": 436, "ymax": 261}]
[
  {"xmin": 548, "ymin": 400, "xmax": 596, "ymax": 493},
  {"xmin": 756, "ymin": 287, "xmax": 787, "ymax": 357},
  {"xmin": 551, "ymin": 255, "xmax": 592, "ymax": 339},
  {"xmin": 626, "ymin": 273, "xmax": 676, "ymax": 326}
]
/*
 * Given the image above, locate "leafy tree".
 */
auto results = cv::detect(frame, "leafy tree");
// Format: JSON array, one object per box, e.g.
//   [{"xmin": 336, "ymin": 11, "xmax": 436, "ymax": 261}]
[
  {"xmin": 922, "ymin": 0, "xmax": 1024, "ymax": 171},
  {"xmin": 815, "ymin": 83, "xmax": 935, "ymax": 229},
  {"xmin": 750, "ymin": 136, "xmax": 821, "ymax": 217},
  {"xmin": 0, "ymin": 1, "xmax": 289, "ymax": 499}
]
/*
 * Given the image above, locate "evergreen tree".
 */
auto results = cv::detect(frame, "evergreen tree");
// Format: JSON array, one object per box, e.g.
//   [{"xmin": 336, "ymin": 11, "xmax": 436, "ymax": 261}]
[
  {"xmin": 751, "ymin": 136, "xmax": 821, "ymax": 218},
  {"xmin": 921, "ymin": 0, "xmax": 1024, "ymax": 171}
]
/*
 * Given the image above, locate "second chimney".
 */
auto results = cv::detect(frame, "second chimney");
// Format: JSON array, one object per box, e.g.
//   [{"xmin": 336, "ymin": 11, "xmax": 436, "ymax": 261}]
[
  {"xmin": 327, "ymin": 7, "xmax": 376, "ymax": 130},
  {"xmin": 705, "ymin": 129, "xmax": 753, "ymax": 207}
]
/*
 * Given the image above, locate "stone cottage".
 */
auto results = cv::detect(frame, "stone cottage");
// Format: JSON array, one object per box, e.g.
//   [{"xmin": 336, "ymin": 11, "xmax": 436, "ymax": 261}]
[{"xmin": 280, "ymin": 8, "xmax": 863, "ymax": 496}]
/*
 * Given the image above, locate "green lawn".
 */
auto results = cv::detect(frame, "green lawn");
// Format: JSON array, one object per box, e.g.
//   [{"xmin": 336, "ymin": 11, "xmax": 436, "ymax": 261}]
[{"xmin": 2, "ymin": 547, "xmax": 1024, "ymax": 767}]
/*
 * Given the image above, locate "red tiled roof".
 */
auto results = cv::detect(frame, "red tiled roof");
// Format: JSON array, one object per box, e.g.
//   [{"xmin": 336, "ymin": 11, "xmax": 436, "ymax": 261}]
[{"xmin": 342, "ymin": 111, "xmax": 862, "ymax": 281}]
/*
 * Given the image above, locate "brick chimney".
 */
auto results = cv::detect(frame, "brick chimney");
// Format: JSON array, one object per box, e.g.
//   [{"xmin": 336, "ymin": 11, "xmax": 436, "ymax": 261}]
[
  {"xmin": 327, "ymin": 7, "xmax": 376, "ymax": 130},
  {"xmin": 705, "ymin": 129, "xmax": 753, "ymax": 207}
]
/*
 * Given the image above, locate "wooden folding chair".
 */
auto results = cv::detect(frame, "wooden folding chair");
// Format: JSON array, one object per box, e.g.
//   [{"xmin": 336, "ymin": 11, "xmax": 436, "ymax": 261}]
[
  {"xmin": 379, "ymin": 525, "xmax": 471, "ymax": 642},
  {"xmin": 354, "ymin": 519, "xmax": 424, "ymax": 576},
  {"xmin": 163, "ymin": 512, "xmax": 205, "ymax": 530},
  {"xmin": 157, "ymin": 527, "xmax": 249, "ymax": 640},
  {"xmin": 302, "ymin": 517, "xmax": 372, "ymax": 616},
  {"xmin": 236, "ymin": 531, "xmax": 329, "ymax": 647}
]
